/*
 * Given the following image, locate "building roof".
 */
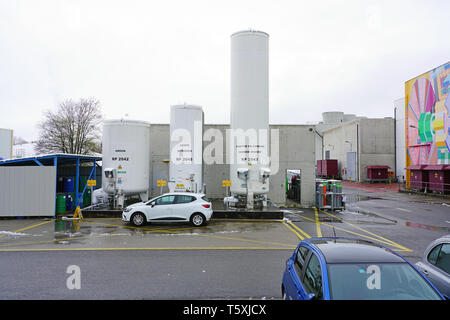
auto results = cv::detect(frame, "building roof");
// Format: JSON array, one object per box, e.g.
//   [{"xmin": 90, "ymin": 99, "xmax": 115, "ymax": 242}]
[
  {"xmin": 0, "ymin": 154, "xmax": 102, "ymax": 167},
  {"xmin": 306, "ymin": 238, "xmax": 405, "ymax": 264},
  {"xmin": 365, "ymin": 165, "xmax": 390, "ymax": 169}
]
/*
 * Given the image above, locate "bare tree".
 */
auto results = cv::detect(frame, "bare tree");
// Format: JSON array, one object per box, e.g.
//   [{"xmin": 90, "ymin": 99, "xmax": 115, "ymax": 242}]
[{"xmin": 35, "ymin": 98, "xmax": 102, "ymax": 155}]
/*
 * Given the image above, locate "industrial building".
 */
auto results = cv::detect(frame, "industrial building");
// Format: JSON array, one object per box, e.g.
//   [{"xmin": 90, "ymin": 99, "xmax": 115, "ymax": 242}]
[
  {"xmin": 321, "ymin": 117, "xmax": 395, "ymax": 182},
  {"xmin": 147, "ymin": 123, "xmax": 316, "ymax": 206},
  {"xmin": 0, "ymin": 128, "xmax": 13, "ymax": 160},
  {"xmin": 403, "ymin": 61, "xmax": 450, "ymax": 193}
]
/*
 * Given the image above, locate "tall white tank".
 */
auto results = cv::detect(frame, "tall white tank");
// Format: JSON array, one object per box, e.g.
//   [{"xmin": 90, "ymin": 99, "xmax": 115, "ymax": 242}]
[
  {"xmin": 101, "ymin": 119, "xmax": 151, "ymax": 201},
  {"xmin": 169, "ymin": 104, "xmax": 203, "ymax": 193},
  {"xmin": 229, "ymin": 30, "xmax": 270, "ymax": 199}
]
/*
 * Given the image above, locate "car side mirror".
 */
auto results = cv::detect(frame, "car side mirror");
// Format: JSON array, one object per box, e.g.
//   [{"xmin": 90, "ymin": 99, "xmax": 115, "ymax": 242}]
[{"xmin": 306, "ymin": 293, "xmax": 316, "ymax": 300}]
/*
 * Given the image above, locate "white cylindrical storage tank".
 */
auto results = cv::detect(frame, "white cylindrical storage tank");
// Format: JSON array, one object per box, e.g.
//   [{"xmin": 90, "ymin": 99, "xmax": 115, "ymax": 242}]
[
  {"xmin": 169, "ymin": 104, "xmax": 203, "ymax": 193},
  {"xmin": 102, "ymin": 119, "xmax": 151, "ymax": 200},
  {"xmin": 229, "ymin": 30, "xmax": 270, "ymax": 197}
]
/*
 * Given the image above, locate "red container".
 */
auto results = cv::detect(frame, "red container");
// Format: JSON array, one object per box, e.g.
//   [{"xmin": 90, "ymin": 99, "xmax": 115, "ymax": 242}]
[
  {"xmin": 410, "ymin": 170, "xmax": 427, "ymax": 190},
  {"xmin": 366, "ymin": 166, "xmax": 390, "ymax": 181},
  {"xmin": 427, "ymin": 170, "xmax": 450, "ymax": 193},
  {"xmin": 317, "ymin": 160, "xmax": 322, "ymax": 176},
  {"xmin": 322, "ymin": 159, "xmax": 338, "ymax": 177}
]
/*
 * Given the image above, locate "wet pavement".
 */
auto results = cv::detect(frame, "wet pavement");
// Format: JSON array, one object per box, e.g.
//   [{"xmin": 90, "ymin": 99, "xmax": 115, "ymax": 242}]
[
  {"xmin": 0, "ymin": 182, "xmax": 448, "ymax": 299},
  {"xmin": 0, "ymin": 217, "xmax": 299, "ymax": 251}
]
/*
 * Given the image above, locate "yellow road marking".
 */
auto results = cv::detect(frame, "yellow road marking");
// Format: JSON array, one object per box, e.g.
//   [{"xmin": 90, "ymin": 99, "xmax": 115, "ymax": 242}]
[
  {"xmin": 0, "ymin": 219, "xmax": 296, "ymax": 249},
  {"xmin": 288, "ymin": 222, "xmax": 311, "ymax": 239},
  {"xmin": 0, "ymin": 247, "xmax": 294, "ymax": 252},
  {"xmin": 0, "ymin": 219, "xmax": 55, "ymax": 239},
  {"xmin": 83, "ymin": 220, "xmax": 296, "ymax": 248},
  {"xmin": 319, "ymin": 209, "xmax": 411, "ymax": 251},
  {"xmin": 289, "ymin": 212, "xmax": 412, "ymax": 252},
  {"xmin": 314, "ymin": 208, "xmax": 322, "ymax": 237},
  {"xmin": 282, "ymin": 222, "xmax": 304, "ymax": 240}
]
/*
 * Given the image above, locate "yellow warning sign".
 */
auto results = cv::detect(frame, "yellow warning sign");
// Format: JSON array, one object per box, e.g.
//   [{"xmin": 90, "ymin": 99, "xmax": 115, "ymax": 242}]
[
  {"xmin": 87, "ymin": 179, "xmax": 96, "ymax": 187},
  {"xmin": 157, "ymin": 180, "xmax": 167, "ymax": 187},
  {"xmin": 222, "ymin": 180, "xmax": 231, "ymax": 187}
]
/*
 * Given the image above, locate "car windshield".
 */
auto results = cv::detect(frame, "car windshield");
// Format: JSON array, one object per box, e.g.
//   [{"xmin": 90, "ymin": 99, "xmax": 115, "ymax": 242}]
[{"xmin": 327, "ymin": 263, "xmax": 442, "ymax": 300}]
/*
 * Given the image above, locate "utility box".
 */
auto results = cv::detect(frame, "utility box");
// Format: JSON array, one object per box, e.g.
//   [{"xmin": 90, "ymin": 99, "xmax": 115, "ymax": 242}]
[
  {"xmin": 320, "ymin": 159, "xmax": 338, "ymax": 178},
  {"xmin": 410, "ymin": 170, "xmax": 427, "ymax": 191},
  {"xmin": 425, "ymin": 166, "xmax": 450, "ymax": 194},
  {"xmin": 366, "ymin": 166, "xmax": 390, "ymax": 182},
  {"xmin": 317, "ymin": 160, "xmax": 322, "ymax": 176}
]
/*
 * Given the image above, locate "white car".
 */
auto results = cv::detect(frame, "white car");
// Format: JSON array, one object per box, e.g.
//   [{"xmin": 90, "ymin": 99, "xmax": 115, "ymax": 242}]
[{"xmin": 122, "ymin": 193, "xmax": 213, "ymax": 227}]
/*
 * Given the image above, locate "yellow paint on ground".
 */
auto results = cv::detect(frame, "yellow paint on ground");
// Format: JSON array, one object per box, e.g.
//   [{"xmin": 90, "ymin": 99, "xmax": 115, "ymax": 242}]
[
  {"xmin": 314, "ymin": 208, "xmax": 322, "ymax": 237},
  {"xmin": 0, "ymin": 219, "xmax": 55, "ymax": 239},
  {"xmin": 289, "ymin": 212, "xmax": 412, "ymax": 252},
  {"xmin": 319, "ymin": 209, "xmax": 411, "ymax": 251},
  {"xmin": 282, "ymin": 222, "xmax": 304, "ymax": 240}
]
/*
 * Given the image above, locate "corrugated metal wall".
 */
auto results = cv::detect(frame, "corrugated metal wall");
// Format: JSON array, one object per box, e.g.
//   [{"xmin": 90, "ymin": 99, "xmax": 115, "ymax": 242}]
[{"xmin": 0, "ymin": 166, "xmax": 56, "ymax": 217}]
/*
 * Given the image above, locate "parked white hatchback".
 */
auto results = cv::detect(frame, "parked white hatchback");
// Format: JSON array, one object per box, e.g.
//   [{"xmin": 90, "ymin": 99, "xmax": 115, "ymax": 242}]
[{"xmin": 122, "ymin": 193, "xmax": 213, "ymax": 227}]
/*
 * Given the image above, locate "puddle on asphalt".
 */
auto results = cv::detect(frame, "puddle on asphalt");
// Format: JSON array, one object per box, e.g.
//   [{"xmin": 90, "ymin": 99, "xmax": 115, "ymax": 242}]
[{"xmin": 51, "ymin": 218, "xmax": 279, "ymax": 244}]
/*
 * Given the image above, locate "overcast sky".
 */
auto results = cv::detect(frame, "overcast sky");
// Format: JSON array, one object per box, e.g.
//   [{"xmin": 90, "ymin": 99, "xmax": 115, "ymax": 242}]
[{"xmin": 1, "ymin": 0, "xmax": 449, "ymax": 141}]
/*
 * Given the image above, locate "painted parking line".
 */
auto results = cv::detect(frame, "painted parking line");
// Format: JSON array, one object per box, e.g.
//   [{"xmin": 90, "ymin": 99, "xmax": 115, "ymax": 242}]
[
  {"xmin": 0, "ymin": 219, "xmax": 297, "ymax": 250},
  {"xmin": 0, "ymin": 247, "xmax": 294, "ymax": 252},
  {"xmin": 282, "ymin": 221, "xmax": 304, "ymax": 240},
  {"xmin": 319, "ymin": 209, "xmax": 411, "ymax": 251},
  {"xmin": 288, "ymin": 222, "xmax": 311, "ymax": 239},
  {"xmin": 314, "ymin": 208, "xmax": 322, "ymax": 237},
  {"xmin": 0, "ymin": 219, "xmax": 55, "ymax": 239},
  {"xmin": 82, "ymin": 219, "xmax": 297, "ymax": 248},
  {"xmin": 289, "ymin": 211, "xmax": 412, "ymax": 252}
]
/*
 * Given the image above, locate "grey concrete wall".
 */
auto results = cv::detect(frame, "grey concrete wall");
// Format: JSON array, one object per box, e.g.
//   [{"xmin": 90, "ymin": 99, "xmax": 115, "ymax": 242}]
[
  {"xmin": 148, "ymin": 124, "xmax": 316, "ymax": 207},
  {"xmin": 149, "ymin": 124, "xmax": 170, "ymax": 196},
  {"xmin": 359, "ymin": 118, "xmax": 395, "ymax": 181},
  {"xmin": 322, "ymin": 118, "xmax": 395, "ymax": 182},
  {"xmin": 269, "ymin": 125, "xmax": 316, "ymax": 207},
  {"xmin": 322, "ymin": 121, "xmax": 358, "ymax": 178}
]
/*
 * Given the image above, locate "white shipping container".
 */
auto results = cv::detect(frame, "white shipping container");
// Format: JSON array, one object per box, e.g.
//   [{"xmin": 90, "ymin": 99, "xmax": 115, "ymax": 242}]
[
  {"xmin": 101, "ymin": 119, "xmax": 151, "ymax": 200},
  {"xmin": 169, "ymin": 104, "xmax": 203, "ymax": 193}
]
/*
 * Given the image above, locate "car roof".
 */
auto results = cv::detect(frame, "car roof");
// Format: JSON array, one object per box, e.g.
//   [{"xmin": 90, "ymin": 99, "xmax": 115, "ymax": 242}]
[
  {"xmin": 304, "ymin": 237, "xmax": 405, "ymax": 264},
  {"xmin": 161, "ymin": 192, "xmax": 204, "ymax": 197}
]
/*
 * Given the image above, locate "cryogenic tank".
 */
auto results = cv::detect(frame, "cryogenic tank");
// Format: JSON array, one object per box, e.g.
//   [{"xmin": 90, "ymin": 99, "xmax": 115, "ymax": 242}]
[
  {"xmin": 169, "ymin": 104, "xmax": 203, "ymax": 193},
  {"xmin": 229, "ymin": 30, "xmax": 270, "ymax": 196},
  {"xmin": 102, "ymin": 119, "xmax": 151, "ymax": 201}
]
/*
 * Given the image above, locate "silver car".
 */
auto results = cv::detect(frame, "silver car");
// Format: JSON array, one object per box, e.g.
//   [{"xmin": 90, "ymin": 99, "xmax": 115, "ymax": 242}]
[{"xmin": 415, "ymin": 234, "xmax": 450, "ymax": 299}]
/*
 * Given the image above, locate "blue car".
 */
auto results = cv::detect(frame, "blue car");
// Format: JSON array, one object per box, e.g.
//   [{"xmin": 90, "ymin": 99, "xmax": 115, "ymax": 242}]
[{"xmin": 282, "ymin": 237, "xmax": 445, "ymax": 300}]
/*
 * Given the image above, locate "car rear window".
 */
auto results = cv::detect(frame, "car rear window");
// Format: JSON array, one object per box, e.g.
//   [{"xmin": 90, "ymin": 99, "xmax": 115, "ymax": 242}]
[
  {"xmin": 201, "ymin": 196, "xmax": 210, "ymax": 202},
  {"xmin": 327, "ymin": 263, "xmax": 442, "ymax": 300},
  {"xmin": 176, "ymin": 195, "xmax": 196, "ymax": 204}
]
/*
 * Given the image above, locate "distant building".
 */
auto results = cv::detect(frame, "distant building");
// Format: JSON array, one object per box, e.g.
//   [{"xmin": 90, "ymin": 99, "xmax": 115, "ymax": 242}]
[
  {"xmin": 13, "ymin": 141, "xmax": 37, "ymax": 159},
  {"xmin": 321, "ymin": 117, "xmax": 395, "ymax": 182},
  {"xmin": 0, "ymin": 128, "xmax": 13, "ymax": 160}
]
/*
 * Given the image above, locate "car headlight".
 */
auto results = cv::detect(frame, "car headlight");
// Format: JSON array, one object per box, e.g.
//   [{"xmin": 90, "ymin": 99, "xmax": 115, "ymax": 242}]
[{"xmin": 124, "ymin": 207, "xmax": 132, "ymax": 212}]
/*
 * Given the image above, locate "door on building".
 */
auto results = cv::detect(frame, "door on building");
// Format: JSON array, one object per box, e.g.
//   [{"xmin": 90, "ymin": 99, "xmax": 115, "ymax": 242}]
[
  {"xmin": 346, "ymin": 152, "xmax": 357, "ymax": 181},
  {"xmin": 286, "ymin": 169, "xmax": 301, "ymax": 203}
]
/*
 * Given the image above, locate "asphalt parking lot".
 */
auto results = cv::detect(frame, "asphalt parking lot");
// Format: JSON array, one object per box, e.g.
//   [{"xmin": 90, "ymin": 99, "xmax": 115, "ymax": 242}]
[{"xmin": 0, "ymin": 183, "xmax": 448, "ymax": 299}]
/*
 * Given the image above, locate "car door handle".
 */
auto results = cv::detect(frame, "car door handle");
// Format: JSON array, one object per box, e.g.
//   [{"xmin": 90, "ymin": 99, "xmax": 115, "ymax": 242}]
[{"xmin": 422, "ymin": 269, "xmax": 429, "ymax": 275}]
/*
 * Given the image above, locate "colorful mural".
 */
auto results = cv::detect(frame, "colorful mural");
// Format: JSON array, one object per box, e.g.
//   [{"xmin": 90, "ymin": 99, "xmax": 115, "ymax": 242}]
[{"xmin": 405, "ymin": 62, "xmax": 450, "ymax": 168}]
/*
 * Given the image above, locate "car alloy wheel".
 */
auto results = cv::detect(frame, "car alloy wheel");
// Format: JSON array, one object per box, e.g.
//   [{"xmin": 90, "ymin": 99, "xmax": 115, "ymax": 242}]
[
  {"xmin": 191, "ymin": 213, "xmax": 205, "ymax": 227},
  {"xmin": 132, "ymin": 212, "xmax": 145, "ymax": 226}
]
